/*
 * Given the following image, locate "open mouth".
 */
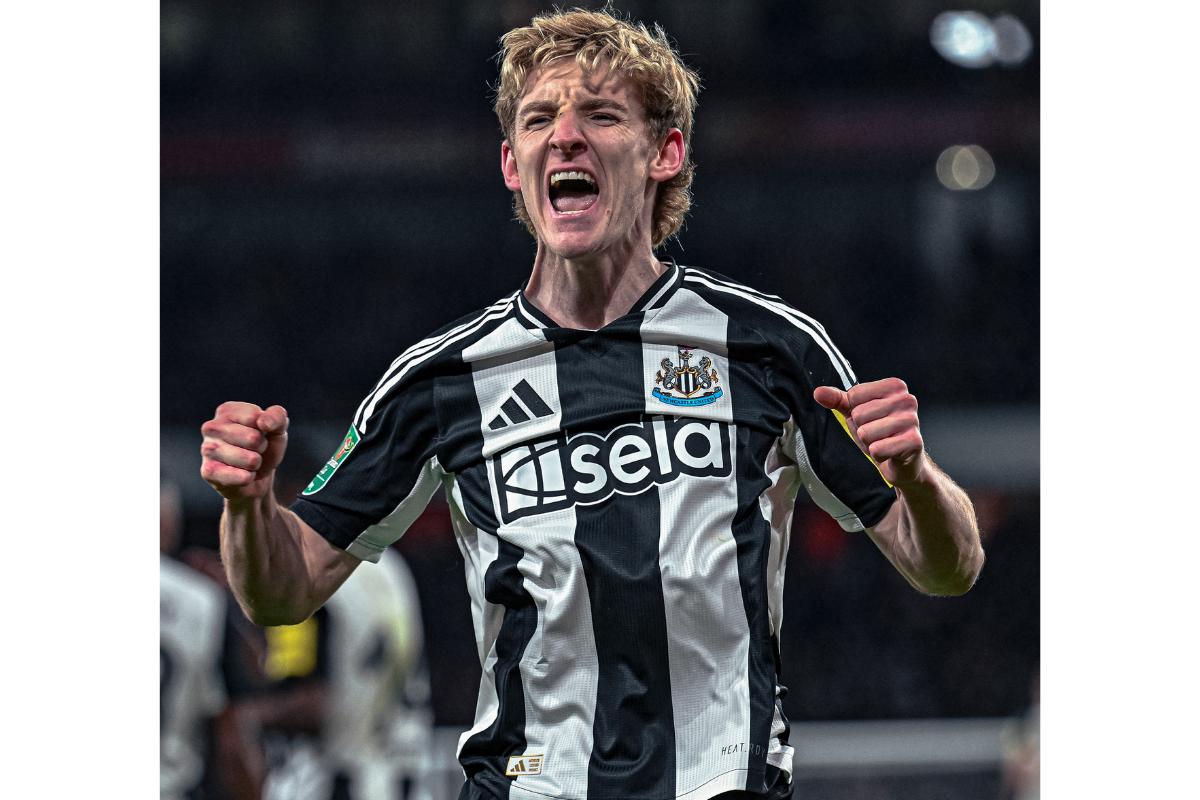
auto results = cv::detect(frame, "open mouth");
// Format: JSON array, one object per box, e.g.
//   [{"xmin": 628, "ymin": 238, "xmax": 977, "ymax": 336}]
[{"xmin": 548, "ymin": 170, "xmax": 599, "ymax": 214}]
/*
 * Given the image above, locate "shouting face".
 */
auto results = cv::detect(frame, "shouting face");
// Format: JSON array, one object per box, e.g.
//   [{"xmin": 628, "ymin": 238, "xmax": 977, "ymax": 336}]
[{"xmin": 501, "ymin": 60, "xmax": 684, "ymax": 261}]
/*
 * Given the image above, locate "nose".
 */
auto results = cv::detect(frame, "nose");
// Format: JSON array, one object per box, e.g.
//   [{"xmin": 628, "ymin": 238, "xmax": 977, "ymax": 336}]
[{"xmin": 549, "ymin": 111, "xmax": 586, "ymax": 157}]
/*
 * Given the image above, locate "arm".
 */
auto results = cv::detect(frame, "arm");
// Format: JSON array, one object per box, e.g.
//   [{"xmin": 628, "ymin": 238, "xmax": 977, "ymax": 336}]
[
  {"xmin": 201, "ymin": 402, "xmax": 359, "ymax": 625},
  {"xmin": 814, "ymin": 379, "xmax": 984, "ymax": 596},
  {"xmin": 865, "ymin": 457, "xmax": 982, "ymax": 595}
]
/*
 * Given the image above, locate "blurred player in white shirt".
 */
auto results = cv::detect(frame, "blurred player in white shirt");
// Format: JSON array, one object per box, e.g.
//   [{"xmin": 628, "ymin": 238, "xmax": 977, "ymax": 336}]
[
  {"xmin": 161, "ymin": 482, "xmax": 264, "ymax": 800},
  {"xmin": 260, "ymin": 547, "xmax": 432, "ymax": 800}
]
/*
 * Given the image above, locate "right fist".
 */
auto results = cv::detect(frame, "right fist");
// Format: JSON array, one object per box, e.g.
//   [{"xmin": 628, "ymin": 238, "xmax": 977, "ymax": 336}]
[{"xmin": 200, "ymin": 402, "xmax": 289, "ymax": 502}]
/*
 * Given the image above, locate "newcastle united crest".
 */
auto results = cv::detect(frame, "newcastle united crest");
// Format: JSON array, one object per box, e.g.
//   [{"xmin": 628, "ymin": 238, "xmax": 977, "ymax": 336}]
[{"xmin": 652, "ymin": 345, "xmax": 723, "ymax": 407}]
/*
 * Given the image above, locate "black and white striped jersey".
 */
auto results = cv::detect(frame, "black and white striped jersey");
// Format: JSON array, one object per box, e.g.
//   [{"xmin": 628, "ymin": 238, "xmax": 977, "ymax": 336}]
[
  {"xmin": 160, "ymin": 555, "xmax": 230, "ymax": 800},
  {"xmin": 292, "ymin": 263, "xmax": 896, "ymax": 800},
  {"xmin": 261, "ymin": 549, "xmax": 430, "ymax": 800}
]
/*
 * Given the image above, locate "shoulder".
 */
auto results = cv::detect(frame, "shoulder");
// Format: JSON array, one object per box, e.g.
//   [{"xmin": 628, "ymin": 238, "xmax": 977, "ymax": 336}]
[
  {"xmin": 350, "ymin": 290, "xmax": 523, "ymax": 429},
  {"xmin": 364, "ymin": 291, "xmax": 522, "ymax": 393},
  {"xmin": 677, "ymin": 265, "xmax": 834, "ymax": 340},
  {"xmin": 676, "ymin": 265, "xmax": 857, "ymax": 384},
  {"xmin": 425, "ymin": 290, "xmax": 525, "ymax": 341},
  {"xmin": 384, "ymin": 290, "xmax": 525, "ymax": 372},
  {"xmin": 679, "ymin": 265, "xmax": 794, "ymax": 317}
]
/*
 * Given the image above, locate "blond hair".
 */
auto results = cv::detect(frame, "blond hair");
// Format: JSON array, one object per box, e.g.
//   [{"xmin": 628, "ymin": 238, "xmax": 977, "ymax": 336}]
[{"xmin": 494, "ymin": 7, "xmax": 701, "ymax": 248}]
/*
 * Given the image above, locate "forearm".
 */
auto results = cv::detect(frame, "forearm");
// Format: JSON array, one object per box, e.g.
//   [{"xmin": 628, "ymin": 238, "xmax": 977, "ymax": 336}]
[
  {"xmin": 219, "ymin": 496, "xmax": 322, "ymax": 626},
  {"xmin": 877, "ymin": 458, "xmax": 984, "ymax": 595}
]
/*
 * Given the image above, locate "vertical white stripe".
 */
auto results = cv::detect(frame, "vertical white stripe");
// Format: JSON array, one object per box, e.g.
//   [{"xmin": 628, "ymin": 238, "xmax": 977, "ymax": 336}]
[
  {"xmin": 641, "ymin": 291, "xmax": 751, "ymax": 794},
  {"xmin": 467, "ymin": 324, "xmax": 598, "ymax": 797},
  {"xmin": 450, "ymin": 475, "xmax": 504, "ymax": 759},
  {"xmin": 503, "ymin": 510, "xmax": 597, "ymax": 799},
  {"xmin": 464, "ymin": 317, "xmax": 561, "ymax": 459},
  {"xmin": 656, "ymin": 434, "xmax": 751, "ymax": 795},
  {"xmin": 640, "ymin": 286, "xmax": 734, "ymax": 425}
]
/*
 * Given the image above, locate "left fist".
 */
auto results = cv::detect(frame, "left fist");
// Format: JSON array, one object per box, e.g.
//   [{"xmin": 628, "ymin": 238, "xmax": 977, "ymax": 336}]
[{"xmin": 813, "ymin": 378, "xmax": 926, "ymax": 487}]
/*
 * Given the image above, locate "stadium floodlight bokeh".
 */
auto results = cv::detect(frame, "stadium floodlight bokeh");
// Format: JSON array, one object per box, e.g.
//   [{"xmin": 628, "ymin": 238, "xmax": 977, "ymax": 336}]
[
  {"xmin": 990, "ymin": 14, "xmax": 1035, "ymax": 66},
  {"xmin": 930, "ymin": 11, "xmax": 1033, "ymax": 68},
  {"xmin": 936, "ymin": 145, "xmax": 997, "ymax": 191}
]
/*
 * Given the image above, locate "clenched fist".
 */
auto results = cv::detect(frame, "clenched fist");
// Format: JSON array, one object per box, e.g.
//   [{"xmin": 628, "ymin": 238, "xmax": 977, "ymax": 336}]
[
  {"xmin": 200, "ymin": 402, "xmax": 290, "ymax": 503},
  {"xmin": 813, "ymin": 378, "xmax": 925, "ymax": 487}
]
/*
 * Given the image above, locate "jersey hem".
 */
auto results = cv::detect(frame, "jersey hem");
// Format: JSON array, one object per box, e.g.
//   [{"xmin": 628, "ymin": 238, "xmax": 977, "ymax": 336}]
[
  {"xmin": 345, "ymin": 538, "xmax": 385, "ymax": 563},
  {"xmin": 289, "ymin": 500, "xmax": 360, "ymax": 556},
  {"xmin": 857, "ymin": 490, "xmax": 897, "ymax": 530},
  {"xmin": 468, "ymin": 765, "xmax": 754, "ymax": 800}
]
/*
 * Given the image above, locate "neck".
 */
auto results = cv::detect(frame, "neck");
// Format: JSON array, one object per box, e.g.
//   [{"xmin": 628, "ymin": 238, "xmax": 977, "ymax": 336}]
[{"xmin": 524, "ymin": 242, "xmax": 666, "ymax": 330}]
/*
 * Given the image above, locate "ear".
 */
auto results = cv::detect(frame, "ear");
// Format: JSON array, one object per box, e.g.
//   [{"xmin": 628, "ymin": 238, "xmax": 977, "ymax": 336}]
[
  {"xmin": 501, "ymin": 140, "xmax": 522, "ymax": 191},
  {"xmin": 648, "ymin": 128, "xmax": 685, "ymax": 183}
]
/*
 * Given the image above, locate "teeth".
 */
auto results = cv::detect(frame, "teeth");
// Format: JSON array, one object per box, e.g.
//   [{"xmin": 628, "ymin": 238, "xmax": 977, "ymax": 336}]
[{"xmin": 549, "ymin": 170, "xmax": 596, "ymax": 187}]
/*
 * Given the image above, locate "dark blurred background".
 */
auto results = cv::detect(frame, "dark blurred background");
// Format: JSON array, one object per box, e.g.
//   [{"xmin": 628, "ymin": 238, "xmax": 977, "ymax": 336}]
[{"xmin": 161, "ymin": 2, "xmax": 1039, "ymax": 797}]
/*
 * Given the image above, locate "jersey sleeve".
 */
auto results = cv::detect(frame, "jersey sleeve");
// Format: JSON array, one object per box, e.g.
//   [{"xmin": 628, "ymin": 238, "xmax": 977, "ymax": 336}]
[
  {"xmin": 290, "ymin": 358, "xmax": 443, "ymax": 563},
  {"xmin": 769, "ymin": 309, "xmax": 896, "ymax": 531}
]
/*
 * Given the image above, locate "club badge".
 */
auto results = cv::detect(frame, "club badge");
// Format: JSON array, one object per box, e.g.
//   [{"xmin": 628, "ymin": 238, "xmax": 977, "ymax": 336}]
[{"xmin": 652, "ymin": 345, "xmax": 723, "ymax": 407}]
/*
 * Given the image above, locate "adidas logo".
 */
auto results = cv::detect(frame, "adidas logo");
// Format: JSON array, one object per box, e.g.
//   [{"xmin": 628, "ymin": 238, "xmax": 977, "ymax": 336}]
[
  {"xmin": 487, "ymin": 379, "xmax": 554, "ymax": 430},
  {"xmin": 506, "ymin": 753, "xmax": 544, "ymax": 776}
]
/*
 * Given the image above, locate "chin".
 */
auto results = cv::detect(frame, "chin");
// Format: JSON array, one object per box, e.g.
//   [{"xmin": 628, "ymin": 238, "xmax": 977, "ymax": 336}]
[{"xmin": 538, "ymin": 228, "xmax": 606, "ymax": 260}]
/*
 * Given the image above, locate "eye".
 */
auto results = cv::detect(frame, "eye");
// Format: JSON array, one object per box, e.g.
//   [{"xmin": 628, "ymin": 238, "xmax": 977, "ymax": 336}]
[
  {"xmin": 590, "ymin": 112, "xmax": 617, "ymax": 124},
  {"xmin": 523, "ymin": 115, "xmax": 551, "ymax": 130}
]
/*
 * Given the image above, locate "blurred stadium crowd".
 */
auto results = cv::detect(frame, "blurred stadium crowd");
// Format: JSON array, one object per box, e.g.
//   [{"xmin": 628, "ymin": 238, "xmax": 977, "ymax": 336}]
[{"xmin": 161, "ymin": 1, "xmax": 1039, "ymax": 798}]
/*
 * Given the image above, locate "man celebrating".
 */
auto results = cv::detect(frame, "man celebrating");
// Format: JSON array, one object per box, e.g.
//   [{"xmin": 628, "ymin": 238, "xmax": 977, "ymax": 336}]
[{"xmin": 201, "ymin": 9, "xmax": 983, "ymax": 800}]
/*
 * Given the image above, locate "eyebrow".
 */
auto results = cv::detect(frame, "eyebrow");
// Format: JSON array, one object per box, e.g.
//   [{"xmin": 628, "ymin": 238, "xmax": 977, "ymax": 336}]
[
  {"xmin": 517, "ymin": 97, "xmax": 629, "ymax": 117},
  {"xmin": 518, "ymin": 100, "xmax": 559, "ymax": 117},
  {"xmin": 579, "ymin": 98, "xmax": 628, "ymax": 114}
]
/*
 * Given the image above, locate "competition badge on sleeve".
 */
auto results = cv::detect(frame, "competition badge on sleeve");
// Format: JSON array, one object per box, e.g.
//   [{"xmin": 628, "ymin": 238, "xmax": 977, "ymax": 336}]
[
  {"xmin": 652, "ymin": 345, "xmax": 723, "ymax": 407},
  {"xmin": 302, "ymin": 426, "xmax": 360, "ymax": 496}
]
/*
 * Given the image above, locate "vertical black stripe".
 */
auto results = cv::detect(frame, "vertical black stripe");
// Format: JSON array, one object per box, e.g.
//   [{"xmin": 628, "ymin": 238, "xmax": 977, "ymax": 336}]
[
  {"xmin": 457, "ymin": 538, "xmax": 536, "ymax": 797},
  {"xmin": 455, "ymin": 465, "xmax": 500, "ymax": 533},
  {"xmin": 729, "ymin": 325, "xmax": 786, "ymax": 793},
  {"xmin": 552, "ymin": 322, "xmax": 645, "ymax": 434},
  {"xmin": 575, "ymin": 491, "xmax": 676, "ymax": 800},
  {"xmin": 513, "ymin": 379, "xmax": 553, "ymax": 417}
]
